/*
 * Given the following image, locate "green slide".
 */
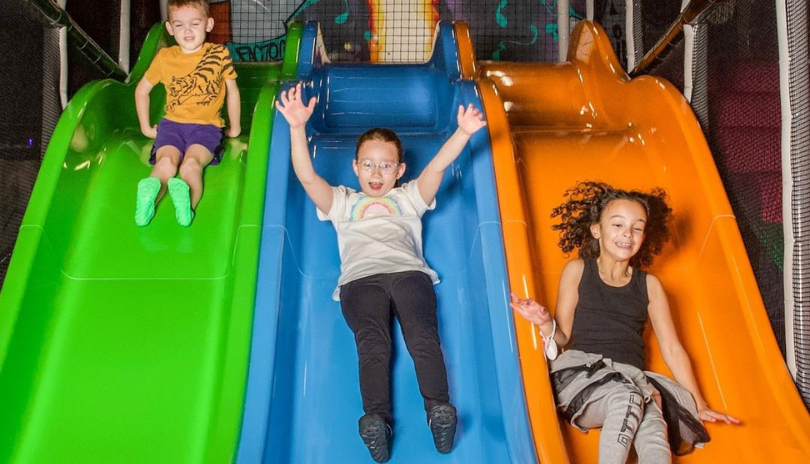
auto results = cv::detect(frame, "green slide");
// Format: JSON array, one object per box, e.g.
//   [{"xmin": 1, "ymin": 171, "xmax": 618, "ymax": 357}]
[{"xmin": 0, "ymin": 24, "xmax": 299, "ymax": 464}]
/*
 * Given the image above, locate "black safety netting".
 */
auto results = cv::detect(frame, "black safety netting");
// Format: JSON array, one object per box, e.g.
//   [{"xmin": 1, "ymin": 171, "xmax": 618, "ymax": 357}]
[
  {"xmin": 0, "ymin": 0, "xmax": 157, "ymax": 290},
  {"xmin": 703, "ymin": 0, "xmax": 785, "ymax": 355},
  {"xmin": 639, "ymin": 0, "xmax": 786, "ymax": 355},
  {"xmin": 611, "ymin": 0, "xmax": 785, "ymax": 354},
  {"xmin": 64, "ymin": 0, "xmax": 123, "ymax": 95},
  {"xmin": 0, "ymin": 0, "xmax": 53, "ymax": 290},
  {"xmin": 223, "ymin": 0, "xmax": 586, "ymax": 63}
]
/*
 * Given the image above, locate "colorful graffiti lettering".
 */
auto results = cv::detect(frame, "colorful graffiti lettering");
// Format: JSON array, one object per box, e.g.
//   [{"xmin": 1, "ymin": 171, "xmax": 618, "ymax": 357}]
[{"xmin": 228, "ymin": 36, "xmax": 287, "ymax": 62}]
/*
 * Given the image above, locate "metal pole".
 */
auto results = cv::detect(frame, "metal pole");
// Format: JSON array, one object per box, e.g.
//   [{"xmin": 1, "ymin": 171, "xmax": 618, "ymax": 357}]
[
  {"xmin": 22, "ymin": 0, "xmax": 127, "ymax": 80},
  {"xmin": 558, "ymin": 0, "xmax": 569, "ymax": 62},
  {"xmin": 630, "ymin": 0, "xmax": 731, "ymax": 77},
  {"xmin": 57, "ymin": 0, "xmax": 68, "ymax": 108},
  {"xmin": 625, "ymin": 0, "xmax": 637, "ymax": 70},
  {"xmin": 119, "ymin": 0, "xmax": 131, "ymax": 73}
]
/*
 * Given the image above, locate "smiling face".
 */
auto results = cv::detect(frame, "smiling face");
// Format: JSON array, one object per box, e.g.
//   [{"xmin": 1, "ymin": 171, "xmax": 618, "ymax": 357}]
[
  {"xmin": 353, "ymin": 139, "xmax": 406, "ymax": 197},
  {"xmin": 590, "ymin": 199, "xmax": 647, "ymax": 262},
  {"xmin": 166, "ymin": 4, "xmax": 213, "ymax": 54}
]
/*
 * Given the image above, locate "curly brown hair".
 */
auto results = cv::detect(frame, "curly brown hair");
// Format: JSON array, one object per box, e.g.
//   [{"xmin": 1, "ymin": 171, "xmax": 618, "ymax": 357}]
[{"xmin": 551, "ymin": 181, "xmax": 673, "ymax": 269}]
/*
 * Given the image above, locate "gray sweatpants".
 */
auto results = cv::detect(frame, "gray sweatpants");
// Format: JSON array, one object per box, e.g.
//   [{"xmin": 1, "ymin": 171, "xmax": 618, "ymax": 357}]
[
  {"xmin": 551, "ymin": 351, "xmax": 671, "ymax": 464},
  {"xmin": 576, "ymin": 380, "xmax": 671, "ymax": 464}
]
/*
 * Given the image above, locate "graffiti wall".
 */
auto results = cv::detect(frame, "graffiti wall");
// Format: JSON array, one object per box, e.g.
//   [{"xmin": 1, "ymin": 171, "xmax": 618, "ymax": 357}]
[{"xmin": 208, "ymin": 1, "xmax": 589, "ymax": 63}]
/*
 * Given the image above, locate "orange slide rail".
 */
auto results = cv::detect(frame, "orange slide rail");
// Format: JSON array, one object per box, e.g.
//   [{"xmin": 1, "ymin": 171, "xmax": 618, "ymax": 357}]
[{"xmin": 469, "ymin": 20, "xmax": 810, "ymax": 464}]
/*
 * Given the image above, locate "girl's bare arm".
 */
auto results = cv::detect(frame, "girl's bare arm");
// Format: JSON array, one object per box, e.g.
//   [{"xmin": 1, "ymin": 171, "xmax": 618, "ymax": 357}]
[
  {"xmin": 550, "ymin": 259, "xmax": 584, "ymax": 347},
  {"xmin": 647, "ymin": 274, "xmax": 740, "ymax": 424},
  {"xmin": 417, "ymin": 104, "xmax": 486, "ymax": 205},
  {"xmin": 275, "ymin": 83, "xmax": 333, "ymax": 214}
]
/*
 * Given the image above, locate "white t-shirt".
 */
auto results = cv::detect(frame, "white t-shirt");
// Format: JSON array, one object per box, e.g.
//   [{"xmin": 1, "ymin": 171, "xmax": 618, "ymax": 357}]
[{"xmin": 317, "ymin": 180, "xmax": 440, "ymax": 300}]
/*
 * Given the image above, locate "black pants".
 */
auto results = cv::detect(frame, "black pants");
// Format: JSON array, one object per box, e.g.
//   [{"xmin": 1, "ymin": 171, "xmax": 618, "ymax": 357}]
[{"xmin": 340, "ymin": 271, "xmax": 450, "ymax": 423}]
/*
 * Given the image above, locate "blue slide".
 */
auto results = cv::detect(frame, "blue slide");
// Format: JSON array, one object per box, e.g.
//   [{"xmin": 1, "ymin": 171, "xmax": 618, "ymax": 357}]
[{"xmin": 234, "ymin": 23, "xmax": 536, "ymax": 464}]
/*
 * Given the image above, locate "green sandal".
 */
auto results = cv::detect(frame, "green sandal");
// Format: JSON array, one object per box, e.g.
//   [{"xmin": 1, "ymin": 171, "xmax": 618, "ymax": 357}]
[
  {"xmin": 168, "ymin": 178, "xmax": 195, "ymax": 226},
  {"xmin": 135, "ymin": 177, "xmax": 161, "ymax": 226}
]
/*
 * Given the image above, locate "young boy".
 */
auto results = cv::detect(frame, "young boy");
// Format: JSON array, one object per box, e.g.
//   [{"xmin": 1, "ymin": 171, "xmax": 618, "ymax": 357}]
[{"xmin": 134, "ymin": 0, "xmax": 240, "ymax": 227}]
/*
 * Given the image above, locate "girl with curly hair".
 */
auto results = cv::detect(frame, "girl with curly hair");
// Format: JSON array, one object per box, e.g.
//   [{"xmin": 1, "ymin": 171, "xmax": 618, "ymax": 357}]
[{"xmin": 511, "ymin": 181, "xmax": 739, "ymax": 464}]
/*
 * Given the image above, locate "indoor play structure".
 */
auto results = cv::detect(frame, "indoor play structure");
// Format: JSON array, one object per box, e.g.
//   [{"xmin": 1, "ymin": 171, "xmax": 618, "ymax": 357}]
[
  {"xmin": 0, "ymin": 23, "xmax": 298, "ymax": 464},
  {"xmin": 477, "ymin": 20, "xmax": 810, "ymax": 464},
  {"xmin": 234, "ymin": 22, "xmax": 534, "ymax": 464},
  {"xmin": 1, "ymin": 2, "xmax": 809, "ymax": 464}
]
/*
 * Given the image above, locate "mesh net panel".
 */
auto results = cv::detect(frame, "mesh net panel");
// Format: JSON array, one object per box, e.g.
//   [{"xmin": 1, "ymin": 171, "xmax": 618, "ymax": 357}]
[
  {"xmin": 0, "ymin": 0, "xmax": 54, "ymax": 289},
  {"xmin": 224, "ymin": 0, "xmax": 586, "ymax": 63},
  {"xmin": 701, "ymin": 0, "xmax": 785, "ymax": 354},
  {"xmin": 630, "ymin": 1, "xmax": 786, "ymax": 355},
  {"xmin": 0, "ymin": 0, "xmax": 157, "ymax": 290},
  {"xmin": 636, "ymin": 0, "xmax": 685, "ymax": 92},
  {"xmin": 592, "ymin": 0, "xmax": 630, "ymax": 70},
  {"xmin": 65, "ymin": 1, "xmax": 123, "ymax": 96},
  {"xmin": 785, "ymin": 0, "xmax": 810, "ymax": 402},
  {"xmin": 132, "ymin": 0, "xmax": 163, "ymax": 64},
  {"xmin": 638, "ymin": 0, "xmax": 680, "ymax": 55}
]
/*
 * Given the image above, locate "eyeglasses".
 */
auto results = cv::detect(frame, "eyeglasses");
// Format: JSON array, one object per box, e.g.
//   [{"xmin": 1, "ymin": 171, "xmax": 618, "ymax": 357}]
[{"xmin": 357, "ymin": 159, "xmax": 400, "ymax": 174}]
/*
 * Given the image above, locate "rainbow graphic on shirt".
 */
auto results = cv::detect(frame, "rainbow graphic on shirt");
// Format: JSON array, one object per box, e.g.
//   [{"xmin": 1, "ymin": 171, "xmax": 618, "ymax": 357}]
[{"xmin": 350, "ymin": 196, "xmax": 403, "ymax": 221}]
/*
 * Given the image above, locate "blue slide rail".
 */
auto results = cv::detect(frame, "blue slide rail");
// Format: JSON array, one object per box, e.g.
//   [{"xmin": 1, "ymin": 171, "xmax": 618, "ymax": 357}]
[{"xmin": 235, "ymin": 22, "xmax": 537, "ymax": 464}]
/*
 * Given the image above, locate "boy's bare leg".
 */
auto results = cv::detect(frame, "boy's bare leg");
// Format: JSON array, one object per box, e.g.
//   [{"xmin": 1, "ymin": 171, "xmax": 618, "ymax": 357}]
[
  {"xmin": 179, "ymin": 144, "xmax": 213, "ymax": 208},
  {"xmin": 136, "ymin": 146, "xmax": 181, "ymax": 226},
  {"xmin": 151, "ymin": 147, "xmax": 182, "ymax": 200},
  {"xmin": 168, "ymin": 144, "xmax": 213, "ymax": 226}
]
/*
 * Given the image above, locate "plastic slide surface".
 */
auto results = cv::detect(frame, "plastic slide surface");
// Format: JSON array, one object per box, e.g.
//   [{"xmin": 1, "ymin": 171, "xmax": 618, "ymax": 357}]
[
  {"xmin": 477, "ymin": 21, "xmax": 810, "ymax": 464},
  {"xmin": 234, "ymin": 22, "xmax": 536, "ymax": 464},
  {"xmin": 0, "ymin": 24, "xmax": 299, "ymax": 464}
]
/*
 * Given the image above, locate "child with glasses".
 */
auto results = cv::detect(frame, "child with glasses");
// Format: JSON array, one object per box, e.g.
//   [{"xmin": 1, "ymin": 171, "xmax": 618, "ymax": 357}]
[{"xmin": 276, "ymin": 82, "xmax": 486, "ymax": 462}]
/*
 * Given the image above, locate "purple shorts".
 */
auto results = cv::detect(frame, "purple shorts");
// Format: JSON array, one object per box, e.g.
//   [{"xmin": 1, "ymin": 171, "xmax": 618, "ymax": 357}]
[{"xmin": 150, "ymin": 119, "xmax": 223, "ymax": 166}]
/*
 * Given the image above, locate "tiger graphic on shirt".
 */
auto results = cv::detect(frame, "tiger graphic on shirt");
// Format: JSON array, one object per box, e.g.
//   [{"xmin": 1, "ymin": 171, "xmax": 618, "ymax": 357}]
[{"xmin": 166, "ymin": 44, "xmax": 234, "ymax": 113}]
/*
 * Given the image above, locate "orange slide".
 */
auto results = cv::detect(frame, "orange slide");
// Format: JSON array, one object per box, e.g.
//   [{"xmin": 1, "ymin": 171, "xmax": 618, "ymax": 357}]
[{"xmin": 466, "ymin": 21, "xmax": 810, "ymax": 464}]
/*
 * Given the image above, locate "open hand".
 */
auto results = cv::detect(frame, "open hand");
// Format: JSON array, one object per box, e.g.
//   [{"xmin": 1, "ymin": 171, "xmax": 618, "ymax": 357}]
[
  {"xmin": 457, "ymin": 104, "xmax": 487, "ymax": 136},
  {"xmin": 510, "ymin": 292, "xmax": 552, "ymax": 327},
  {"xmin": 276, "ymin": 82, "xmax": 316, "ymax": 129},
  {"xmin": 698, "ymin": 406, "xmax": 741, "ymax": 425}
]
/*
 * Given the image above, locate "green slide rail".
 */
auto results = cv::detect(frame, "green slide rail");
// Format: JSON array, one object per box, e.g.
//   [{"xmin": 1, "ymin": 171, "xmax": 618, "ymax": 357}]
[{"xmin": 0, "ymin": 22, "xmax": 301, "ymax": 464}]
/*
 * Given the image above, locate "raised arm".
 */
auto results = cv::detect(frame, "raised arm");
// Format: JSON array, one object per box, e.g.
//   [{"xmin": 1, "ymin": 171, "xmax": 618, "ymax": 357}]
[
  {"xmin": 135, "ymin": 77, "xmax": 157, "ymax": 138},
  {"xmin": 224, "ymin": 78, "xmax": 241, "ymax": 137},
  {"xmin": 275, "ymin": 82, "xmax": 333, "ymax": 214},
  {"xmin": 416, "ymin": 104, "xmax": 486, "ymax": 205},
  {"xmin": 647, "ymin": 274, "xmax": 740, "ymax": 424}
]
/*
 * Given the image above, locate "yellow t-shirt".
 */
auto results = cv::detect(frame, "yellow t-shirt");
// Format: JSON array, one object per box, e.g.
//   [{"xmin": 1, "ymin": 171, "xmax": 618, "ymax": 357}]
[{"xmin": 144, "ymin": 43, "xmax": 237, "ymax": 127}]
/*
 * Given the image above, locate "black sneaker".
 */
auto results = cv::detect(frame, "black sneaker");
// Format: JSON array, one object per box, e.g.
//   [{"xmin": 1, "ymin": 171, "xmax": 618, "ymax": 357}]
[
  {"xmin": 428, "ymin": 402, "xmax": 457, "ymax": 453},
  {"xmin": 359, "ymin": 414, "xmax": 392, "ymax": 463}
]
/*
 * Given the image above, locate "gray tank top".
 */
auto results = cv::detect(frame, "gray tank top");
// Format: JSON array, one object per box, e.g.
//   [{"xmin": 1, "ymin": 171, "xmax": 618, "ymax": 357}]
[{"xmin": 570, "ymin": 258, "xmax": 649, "ymax": 370}]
